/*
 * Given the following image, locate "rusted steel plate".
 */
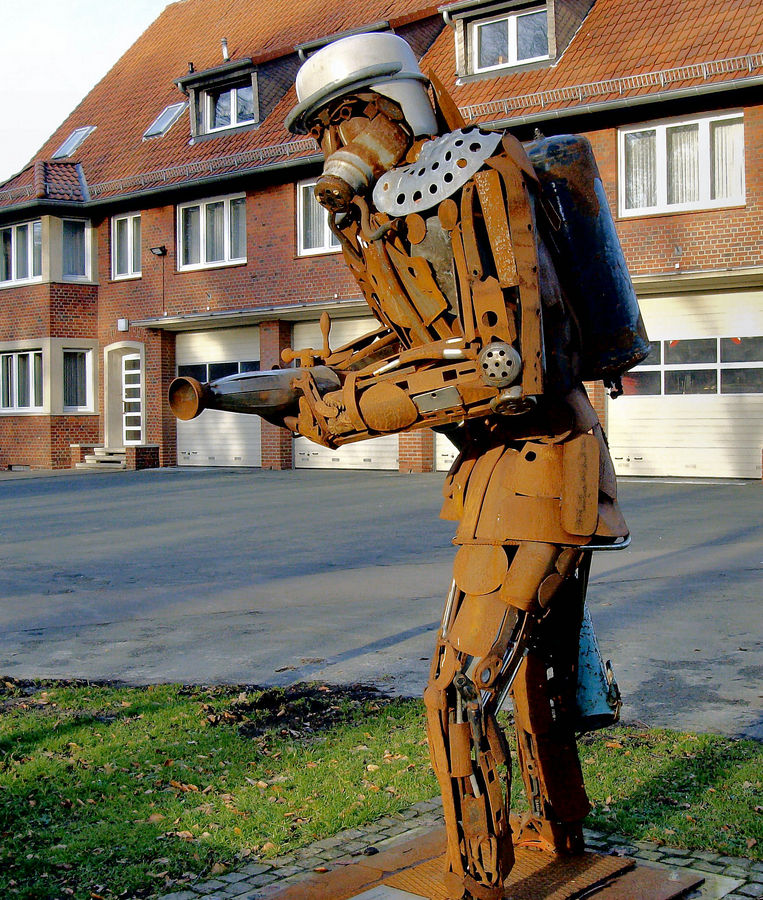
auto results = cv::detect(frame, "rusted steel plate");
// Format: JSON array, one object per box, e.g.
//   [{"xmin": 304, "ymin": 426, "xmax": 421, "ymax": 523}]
[
  {"xmin": 385, "ymin": 846, "xmax": 633, "ymax": 900},
  {"xmin": 453, "ymin": 544, "xmax": 508, "ymax": 595},
  {"xmin": 474, "ymin": 168, "xmax": 519, "ymax": 289},
  {"xmin": 561, "ymin": 434, "xmax": 600, "ymax": 536}
]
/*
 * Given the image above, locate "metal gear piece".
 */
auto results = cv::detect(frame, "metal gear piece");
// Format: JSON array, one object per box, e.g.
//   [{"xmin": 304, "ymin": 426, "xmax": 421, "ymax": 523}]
[{"xmin": 478, "ymin": 342, "xmax": 522, "ymax": 388}]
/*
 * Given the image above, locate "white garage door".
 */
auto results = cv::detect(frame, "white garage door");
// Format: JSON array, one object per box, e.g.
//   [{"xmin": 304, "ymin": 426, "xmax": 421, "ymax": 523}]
[
  {"xmin": 607, "ymin": 290, "xmax": 763, "ymax": 478},
  {"xmin": 175, "ymin": 327, "xmax": 262, "ymax": 467},
  {"xmin": 292, "ymin": 317, "xmax": 399, "ymax": 469}
]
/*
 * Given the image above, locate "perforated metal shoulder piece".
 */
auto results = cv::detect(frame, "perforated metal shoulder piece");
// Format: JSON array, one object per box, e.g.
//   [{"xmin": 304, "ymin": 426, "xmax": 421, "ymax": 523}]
[{"xmin": 373, "ymin": 127, "xmax": 503, "ymax": 217}]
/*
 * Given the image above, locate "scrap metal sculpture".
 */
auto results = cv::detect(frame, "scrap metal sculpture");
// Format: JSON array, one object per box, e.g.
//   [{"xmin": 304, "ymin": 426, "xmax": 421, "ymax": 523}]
[{"xmin": 169, "ymin": 33, "xmax": 648, "ymax": 900}]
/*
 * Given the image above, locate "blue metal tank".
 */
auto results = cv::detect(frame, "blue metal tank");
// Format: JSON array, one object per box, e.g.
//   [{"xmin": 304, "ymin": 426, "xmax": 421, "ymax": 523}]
[{"xmin": 525, "ymin": 134, "xmax": 650, "ymax": 382}]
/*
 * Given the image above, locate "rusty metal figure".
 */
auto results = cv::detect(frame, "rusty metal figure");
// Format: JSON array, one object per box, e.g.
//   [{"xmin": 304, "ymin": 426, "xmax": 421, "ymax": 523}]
[{"xmin": 169, "ymin": 33, "xmax": 649, "ymax": 900}]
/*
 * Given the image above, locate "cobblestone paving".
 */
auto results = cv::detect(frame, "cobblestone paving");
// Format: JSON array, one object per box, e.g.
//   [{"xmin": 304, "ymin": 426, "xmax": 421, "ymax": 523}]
[{"xmin": 160, "ymin": 797, "xmax": 763, "ymax": 900}]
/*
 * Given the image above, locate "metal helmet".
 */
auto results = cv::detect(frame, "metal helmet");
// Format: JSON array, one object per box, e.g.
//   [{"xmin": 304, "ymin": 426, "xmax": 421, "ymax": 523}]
[{"xmin": 285, "ymin": 33, "xmax": 438, "ymax": 137}]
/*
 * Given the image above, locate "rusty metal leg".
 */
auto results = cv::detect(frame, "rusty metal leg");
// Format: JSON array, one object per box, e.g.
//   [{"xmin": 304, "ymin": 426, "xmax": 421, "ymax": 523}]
[
  {"xmin": 426, "ymin": 546, "xmax": 594, "ymax": 898},
  {"xmin": 425, "ymin": 567, "xmax": 530, "ymax": 900},
  {"xmin": 511, "ymin": 555, "xmax": 591, "ymax": 853}
]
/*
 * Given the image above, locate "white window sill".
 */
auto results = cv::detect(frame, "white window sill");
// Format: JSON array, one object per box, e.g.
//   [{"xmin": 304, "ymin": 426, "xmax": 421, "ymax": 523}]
[
  {"xmin": 177, "ymin": 258, "xmax": 247, "ymax": 273},
  {"xmin": 297, "ymin": 246, "xmax": 341, "ymax": 258},
  {"xmin": 111, "ymin": 273, "xmax": 142, "ymax": 282},
  {"xmin": 619, "ymin": 200, "xmax": 745, "ymax": 219},
  {"xmin": 62, "ymin": 408, "xmax": 97, "ymax": 415},
  {"xmin": 471, "ymin": 55, "xmax": 549, "ymax": 75},
  {"xmin": 0, "ymin": 409, "xmax": 46, "ymax": 416},
  {"xmin": 0, "ymin": 277, "xmax": 44, "ymax": 291}
]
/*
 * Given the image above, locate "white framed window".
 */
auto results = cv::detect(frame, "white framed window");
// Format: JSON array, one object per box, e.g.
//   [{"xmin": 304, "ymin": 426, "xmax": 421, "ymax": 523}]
[
  {"xmin": 469, "ymin": 8, "xmax": 549, "ymax": 73},
  {"xmin": 619, "ymin": 112, "xmax": 745, "ymax": 216},
  {"xmin": 0, "ymin": 221, "xmax": 42, "ymax": 286},
  {"xmin": 143, "ymin": 102, "xmax": 187, "ymax": 140},
  {"xmin": 53, "ymin": 126, "xmax": 96, "ymax": 159},
  {"xmin": 621, "ymin": 336, "xmax": 763, "ymax": 397},
  {"xmin": 203, "ymin": 83, "xmax": 255, "ymax": 132},
  {"xmin": 62, "ymin": 348, "xmax": 94, "ymax": 411},
  {"xmin": 177, "ymin": 194, "xmax": 246, "ymax": 270},
  {"xmin": 177, "ymin": 359, "xmax": 260, "ymax": 382},
  {"xmin": 62, "ymin": 219, "xmax": 91, "ymax": 281},
  {"xmin": 112, "ymin": 213, "xmax": 142, "ymax": 279},
  {"xmin": 0, "ymin": 350, "xmax": 43, "ymax": 412},
  {"xmin": 297, "ymin": 180, "xmax": 341, "ymax": 256}
]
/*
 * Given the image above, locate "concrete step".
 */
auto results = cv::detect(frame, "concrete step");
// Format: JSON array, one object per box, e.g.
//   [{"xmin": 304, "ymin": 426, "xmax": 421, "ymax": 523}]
[
  {"xmin": 93, "ymin": 446, "xmax": 125, "ymax": 458},
  {"xmin": 83, "ymin": 454, "xmax": 125, "ymax": 466},
  {"xmin": 75, "ymin": 461, "xmax": 127, "ymax": 471}
]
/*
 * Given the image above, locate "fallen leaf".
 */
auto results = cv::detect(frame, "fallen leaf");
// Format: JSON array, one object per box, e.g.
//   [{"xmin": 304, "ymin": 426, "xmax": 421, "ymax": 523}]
[
  {"xmin": 147, "ymin": 813, "xmax": 165, "ymax": 824},
  {"xmin": 209, "ymin": 862, "xmax": 227, "ymax": 875},
  {"xmin": 747, "ymin": 838, "xmax": 758, "ymax": 849}
]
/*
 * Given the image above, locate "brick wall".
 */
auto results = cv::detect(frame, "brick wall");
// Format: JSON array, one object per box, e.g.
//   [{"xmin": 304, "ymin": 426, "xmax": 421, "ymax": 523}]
[
  {"xmin": 3, "ymin": 99, "xmax": 761, "ymax": 470},
  {"xmin": 259, "ymin": 320, "xmax": 294, "ymax": 469},
  {"xmin": 586, "ymin": 102, "xmax": 763, "ymax": 275},
  {"xmin": 399, "ymin": 430, "xmax": 434, "ymax": 473}
]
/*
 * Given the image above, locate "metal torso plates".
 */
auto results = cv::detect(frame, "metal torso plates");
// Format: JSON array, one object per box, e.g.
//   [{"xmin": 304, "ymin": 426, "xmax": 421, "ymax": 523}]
[{"xmin": 373, "ymin": 127, "xmax": 503, "ymax": 217}]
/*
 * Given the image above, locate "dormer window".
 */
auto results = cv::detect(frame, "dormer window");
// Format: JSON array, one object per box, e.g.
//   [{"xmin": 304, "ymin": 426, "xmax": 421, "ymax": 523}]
[
  {"xmin": 444, "ymin": 0, "xmax": 590, "ymax": 79},
  {"xmin": 470, "ymin": 7, "xmax": 548, "ymax": 72},
  {"xmin": 204, "ymin": 83, "xmax": 255, "ymax": 131},
  {"xmin": 175, "ymin": 60, "xmax": 259, "ymax": 139}
]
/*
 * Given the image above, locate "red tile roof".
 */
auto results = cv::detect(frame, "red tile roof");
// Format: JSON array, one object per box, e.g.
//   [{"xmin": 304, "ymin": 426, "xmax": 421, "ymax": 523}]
[
  {"xmin": 1, "ymin": 0, "xmax": 761, "ymax": 210},
  {"xmin": 425, "ymin": 0, "xmax": 763, "ymax": 120}
]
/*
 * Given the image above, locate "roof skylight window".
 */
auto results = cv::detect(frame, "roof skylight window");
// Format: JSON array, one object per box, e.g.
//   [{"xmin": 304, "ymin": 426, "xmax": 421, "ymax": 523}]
[
  {"xmin": 143, "ymin": 102, "xmax": 188, "ymax": 140},
  {"xmin": 52, "ymin": 126, "xmax": 96, "ymax": 159}
]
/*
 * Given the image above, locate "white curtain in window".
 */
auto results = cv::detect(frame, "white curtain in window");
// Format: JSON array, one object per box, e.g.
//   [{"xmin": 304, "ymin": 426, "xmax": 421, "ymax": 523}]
[
  {"xmin": 115, "ymin": 218, "xmax": 128, "ymax": 275},
  {"xmin": 182, "ymin": 207, "xmax": 200, "ymax": 265},
  {"xmin": 229, "ymin": 198, "xmax": 246, "ymax": 259},
  {"xmin": 131, "ymin": 216, "xmax": 141, "ymax": 273},
  {"xmin": 624, "ymin": 130, "xmax": 656, "ymax": 209},
  {"xmin": 32, "ymin": 221, "xmax": 42, "ymax": 277},
  {"xmin": 15, "ymin": 224, "xmax": 29, "ymax": 279},
  {"xmin": 16, "ymin": 354, "xmax": 30, "ymax": 407},
  {"xmin": 205, "ymin": 201, "xmax": 225, "ymax": 261},
  {"xmin": 667, "ymin": 123, "xmax": 699, "ymax": 205},
  {"xmin": 301, "ymin": 185, "xmax": 324, "ymax": 250},
  {"xmin": 711, "ymin": 119, "xmax": 744, "ymax": 201}
]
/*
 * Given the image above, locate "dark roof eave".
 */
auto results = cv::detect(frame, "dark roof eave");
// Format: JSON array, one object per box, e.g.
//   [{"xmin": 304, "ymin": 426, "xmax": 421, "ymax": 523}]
[{"xmin": 0, "ymin": 153, "xmax": 323, "ymax": 222}]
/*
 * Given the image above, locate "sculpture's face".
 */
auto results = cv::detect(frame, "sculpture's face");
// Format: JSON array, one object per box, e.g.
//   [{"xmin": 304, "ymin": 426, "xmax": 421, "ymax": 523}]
[{"xmin": 307, "ymin": 92, "xmax": 413, "ymax": 214}]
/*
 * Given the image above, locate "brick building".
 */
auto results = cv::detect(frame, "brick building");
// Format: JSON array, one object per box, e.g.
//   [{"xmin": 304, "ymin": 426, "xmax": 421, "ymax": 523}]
[{"xmin": 1, "ymin": 0, "xmax": 761, "ymax": 477}]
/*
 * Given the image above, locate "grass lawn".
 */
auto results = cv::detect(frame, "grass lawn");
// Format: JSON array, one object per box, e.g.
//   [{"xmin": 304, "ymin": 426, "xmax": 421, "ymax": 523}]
[{"xmin": 1, "ymin": 679, "xmax": 761, "ymax": 900}]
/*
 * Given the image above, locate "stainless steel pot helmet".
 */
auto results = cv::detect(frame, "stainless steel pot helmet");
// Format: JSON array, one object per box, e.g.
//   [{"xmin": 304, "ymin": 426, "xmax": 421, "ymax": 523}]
[{"xmin": 285, "ymin": 33, "xmax": 438, "ymax": 138}]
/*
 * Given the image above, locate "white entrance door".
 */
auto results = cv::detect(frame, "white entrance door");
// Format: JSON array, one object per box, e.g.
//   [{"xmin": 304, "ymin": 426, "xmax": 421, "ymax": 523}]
[{"xmin": 122, "ymin": 354, "xmax": 143, "ymax": 446}]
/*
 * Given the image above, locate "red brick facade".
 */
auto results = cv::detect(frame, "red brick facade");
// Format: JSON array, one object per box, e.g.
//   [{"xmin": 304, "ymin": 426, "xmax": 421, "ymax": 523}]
[{"xmin": 1, "ymin": 0, "xmax": 761, "ymax": 473}]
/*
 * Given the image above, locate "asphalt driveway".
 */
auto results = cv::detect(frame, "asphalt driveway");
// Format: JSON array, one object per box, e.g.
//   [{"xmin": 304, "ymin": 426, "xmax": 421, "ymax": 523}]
[{"xmin": 0, "ymin": 467, "xmax": 760, "ymax": 739}]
